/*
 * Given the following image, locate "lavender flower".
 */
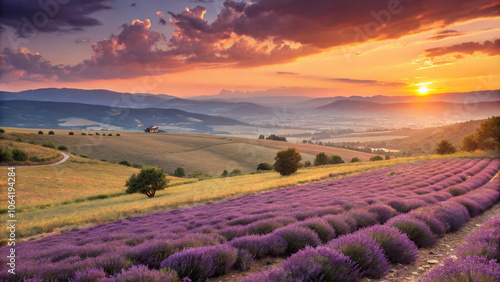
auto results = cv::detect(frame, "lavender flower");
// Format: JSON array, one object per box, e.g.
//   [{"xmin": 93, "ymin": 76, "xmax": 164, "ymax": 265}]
[{"xmin": 422, "ymin": 256, "xmax": 500, "ymax": 282}]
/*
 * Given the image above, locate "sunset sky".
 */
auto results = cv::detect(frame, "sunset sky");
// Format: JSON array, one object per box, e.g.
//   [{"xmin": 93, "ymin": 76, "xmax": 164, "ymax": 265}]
[{"xmin": 1, "ymin": 0, "xmax": 499, "ymax": 97}]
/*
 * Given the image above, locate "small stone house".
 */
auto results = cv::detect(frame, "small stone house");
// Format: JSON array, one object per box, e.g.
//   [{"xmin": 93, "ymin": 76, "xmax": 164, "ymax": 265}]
[{"xmin": 145, "ymin": 126, "xmax": 159, "ymax": 133}]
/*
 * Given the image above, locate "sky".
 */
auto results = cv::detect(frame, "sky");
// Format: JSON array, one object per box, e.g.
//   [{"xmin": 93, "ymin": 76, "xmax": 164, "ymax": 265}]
[{"xmin": 0, "ymin": 0, "xmax": 499, "ymax": 98}]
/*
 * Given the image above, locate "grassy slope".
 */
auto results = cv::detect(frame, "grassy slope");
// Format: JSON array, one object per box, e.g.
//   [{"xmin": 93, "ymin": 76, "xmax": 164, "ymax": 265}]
[
  {"xmin": 2, "ymin": 128, "xmax": 377, "ymax": 175},
  {"xmin": 0, "ymin": 139, "xmax": 63, "ymax": 165},
  {"xmin": 369, "ymin": 119, "xmax": 484, "ymax": 151},
  {"xmin": 1, "ymin": 151, "xmax": 494, "ymax": 242}
]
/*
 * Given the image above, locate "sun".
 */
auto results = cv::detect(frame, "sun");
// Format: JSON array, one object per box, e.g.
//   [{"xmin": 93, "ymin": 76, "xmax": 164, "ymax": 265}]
[{"xmin": 418, "ymin": 86, "xmax": 430, "ymax": 95}]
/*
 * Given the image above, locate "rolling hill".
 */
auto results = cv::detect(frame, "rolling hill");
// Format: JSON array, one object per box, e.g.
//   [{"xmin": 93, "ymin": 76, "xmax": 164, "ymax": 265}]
[
  {"xmin": 0, "ymin": 100, "xmax": 247, "ymax": 133},
  {"xmin": 3, "ymin": 129, "xmax": 377, "ymax": 175}
]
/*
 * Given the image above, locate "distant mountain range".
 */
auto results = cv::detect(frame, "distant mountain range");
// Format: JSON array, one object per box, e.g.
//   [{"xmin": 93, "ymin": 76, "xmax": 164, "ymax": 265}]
[
  {"xmin": 317, "ymin": 100, "xmax": 500, "ymax": 118},
  {"xmin": 0, "ymin": 100, "xmax": 246, "ymax": 132}
]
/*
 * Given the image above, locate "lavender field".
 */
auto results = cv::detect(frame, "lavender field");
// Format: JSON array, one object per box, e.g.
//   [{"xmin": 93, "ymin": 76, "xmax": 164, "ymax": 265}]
[{"xmin": 1, "ymin": 158, "xmax": 499, "ymax": 281}]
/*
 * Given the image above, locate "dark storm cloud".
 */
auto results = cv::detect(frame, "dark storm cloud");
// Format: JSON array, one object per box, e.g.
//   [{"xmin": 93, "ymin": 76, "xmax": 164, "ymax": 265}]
[{"xmin": 0, "ymin": 0, "xmax": 112, "ymax": 37}]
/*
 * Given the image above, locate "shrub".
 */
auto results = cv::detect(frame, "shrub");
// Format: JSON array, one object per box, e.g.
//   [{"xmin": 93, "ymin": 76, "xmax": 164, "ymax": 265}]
[
  {"xmin": 369, "ymin": 155, "xmax": 384, "ymax": 161},
  {"xmin": 304, "ymin": 161, "xmax": 312, "ymax": 167},
  {"xmin": 452, "ymin": 197, "xmax": 482, "ymax": 218},
  {"xmin": 429, "ymin": 202, "xmax": 471, "ymax": 232},
  {"xmin": 257, "ymin": 162, "xmax": 273, "ymax": 171},
  {"xmin": 348, "ymin": 209, "xmax": 379, "ymax": 229},
  {"xmin": 0, "ymin": 128, "xmax": 4, "ymax": 133},
  {"xmin": 125, "ymin": 167, "xmax": 169, "ymax": 198},
  {"xmin": 422, "ymin": 256, "xmax": 500, "ymax": 282},
  {"xmin": 173, "ymin": 167, "xmax": 185, "ymax": 177},
  {"xmin": 408, "ymin": 211, "xmax": 446, "ymax": 238},
  {"xmin": 360, "ymin": 225, "xmax": 418, "ymax": 264},
  {"xmin": 119, "ymin": 160, "xmax": 132, "ymax": 166},
  {"xmin": 247, "ymin": 216, "xmax": 297, "ymax": 235},
  {"xmin": 385, "ymin": 155, "xmax": 390, "ymax": 160},
  {"xmin": 108, "ymin": 134, "xmax": 113, "ymax": 136},
  {"xmin": 38, "ymin": 131, "xmax": 43, "ymax": 134},
  {"xmin": 279, "ymin": 246, "xmax": 361, "ymax": 282},
  {"xmin": 116, "ymin": 133, "xmax": 120, "ymax": 136},
  {"xmin": 0, "ymin": 147, "xmax": 12, "ymax": 162},
  {"xmin": 386, "ymin": 215, "xmax": 437, "ymax": 248},
  {"xmin": 328, "ymin": 233, "xmax": 390, "ymax": 278},
  {"xmin": 42, "ymin": 141, "xmax": 56, "ymax": 149},
  {"xmin": 461, "ymin": 133, "xmax": 479, "ymax": 152},
  {"xmin": 95, "ymin": 254, "xmax": 132, "ymax": 276},
  {"xmin": 132, "ymin": 163, "xmax": 143, "ymax": 169},
  {"xmin": 274, "ymin": 147, "xmax": 302, "ymax": 176},
  {"xmin": 272, "ymin": 225, "xmax": 321, "ymax": 255},
  {"xmin": 367, "ymin": 205, "xmax": 398, "ymax": 223},
  {"xmin": 12, "ymin": 148, "xmax": 29, "ymax": 161},
  {"xmin": 58, "ymin": 145, "xmax": 68, "ymax": 150},
  {"xmin": 229, "ymin": 234, "xmax": 287, "ymax": 258},
  {"xmin": 456, "ymin": 228, "xmax": 500, "ymax": 261},
  {"xmin": 297, "ymin": 218, "xmax": 336, "ymax": 243},
  {"xmin": 70, "ymin": 268, "xmax": 106, "ymax": 282},
  {"xmin": 329, "ymin": 155, "xmax": 344, "ymax": 164},
  {"xmin": 221, "ymin": 170, "xmax": 229, "ymax": 177},
  {"xmin": 435, "ymin": 139, "xmax": 456, "ymax": 155},
  {"xmin": 69, "ymin": 132, "xmax": 74, "ymax": 135},
  {"xmin": 314, "ymin": 152, "xmax": 330, "ymax": 166},
  {"xmin": 351, "ymin": 157, "xmax": 360, "ymax": 163},
  {"xmin": 109, "ymin": 265, "xmax": 178, "ymax": 282},
  {"xmin": 81, "ymin": 133, "xmax": 87, "ymax": 135},
  {"xmin": 229, "ymin": 169, "xmax": 242, "ymax": 176},
  {"xmin": 160, "ymin": 245, "xmax": 237, "ymax": 280},
  {"xmin": 16, "ymin": 137, "xmax": 22, "ymax": 142},
  {"xmin": 95, "ymin": 132, "xmax": 100, "ymax": 136},
  {"xmin": 48, "ymin": 131, "xmax": 55, "ymax": 135},
  {"xmin": 29, "ymin": 140, "xmax": 37, "ymax": 145},
  {"xmin": 322, "ymin": 215, "xmax": 352, "ymax": 236},
  {"xmin": 233, "ymin": 249, "xmax": 254, "ymax": 271}
]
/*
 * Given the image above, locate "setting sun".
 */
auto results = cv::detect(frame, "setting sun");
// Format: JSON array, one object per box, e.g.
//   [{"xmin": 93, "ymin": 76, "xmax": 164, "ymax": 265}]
[{"xmin": 418, "ymin": 86, "xmax": 430, "ymax": 95}]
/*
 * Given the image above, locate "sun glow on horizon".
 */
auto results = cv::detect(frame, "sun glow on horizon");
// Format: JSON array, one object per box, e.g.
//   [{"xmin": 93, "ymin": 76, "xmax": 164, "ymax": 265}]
[{"xmin": 418, "ymin": 86, "xmax": 430, "ymax": 95}]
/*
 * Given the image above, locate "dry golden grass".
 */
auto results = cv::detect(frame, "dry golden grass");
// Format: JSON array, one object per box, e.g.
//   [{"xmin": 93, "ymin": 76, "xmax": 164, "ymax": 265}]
[
  {"xmin": 1, "ymin": 128, "xmax": 377, "ymax": 175},
  {"xmin": 0, "ymin": 139, "xmax": 62, "ymax": 165}
]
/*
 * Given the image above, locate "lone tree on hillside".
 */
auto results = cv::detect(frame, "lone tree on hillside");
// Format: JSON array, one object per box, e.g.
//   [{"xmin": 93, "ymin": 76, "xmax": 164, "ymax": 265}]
[
  {"xmin": 314, "ymin": 152, "xmax": 330, "ymax": 166},
  {"xmin": 329, "ymin": 155, "xmax": 344, "ymax": 164},
  {"xmin": 125, "ymin": 167, "xmax": 169, "ymax": 198},
  {"xmin": 274, "ymin": 147, "xmax": 302, "ymax": 176},
  {"xmin": 435, "ymin": 139, "xmax": 456, "ymax": 155},
  {"xmin": 462, "ymin": 116, "xmax": 500, "ymax": 152}
]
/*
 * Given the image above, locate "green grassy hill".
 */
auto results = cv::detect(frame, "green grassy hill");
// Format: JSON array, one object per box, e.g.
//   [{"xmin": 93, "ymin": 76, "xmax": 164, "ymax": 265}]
[{"xmin": 3, "ymin": 128, "xmax": 377, "ymax": 175}]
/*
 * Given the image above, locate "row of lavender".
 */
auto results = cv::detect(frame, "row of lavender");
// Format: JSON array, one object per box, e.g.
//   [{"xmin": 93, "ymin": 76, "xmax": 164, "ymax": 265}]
[
  {"xmin": 0, "ymin": 158, "xmax": 498, "ymax": 281},
  {"xmin": 422, "ymin": 213, "xmax": 500, "ymax": 281},
  {"xmin": 243, "ymin": 176, "xmax": 500, "ymax": 281}
]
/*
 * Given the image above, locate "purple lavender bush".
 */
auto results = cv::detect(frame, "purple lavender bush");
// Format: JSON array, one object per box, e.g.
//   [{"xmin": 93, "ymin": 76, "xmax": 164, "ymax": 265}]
[
  {"xmin": 229, "ymin": 233, "xmax": 287, "ymax": 258},
  {"xmin": 386, "ymin": 215, "xmax": 437, "ymax": 248},
  {"xmin": 367, "ymin": 205, "xmax": 398, "ymax": 223},
  {"xmin": 281, "ymin": 246, "xmax": 361, "ymax": 281},
  {"xmin": 348, "ymin": 209, "xmax": 379, "ymax": 229},
  {"xmin": 69, "ymin": 268, "xmax": 106, "ymax": 282},
  {"xmin": 233, "ymin": 249, "xmax": 255, "ymax": 271},
  {"xmin": 422, "ymin": 256, "xmax": 500, "ymax": 282},
  {"xmin": 456, "ymin": 227, "xmax": 500, "ymax": 262},
  {"xmin": 360, "ymin": 225, "xmax": 418, "ymax": 264},
  {"xmin": 408, "ymin": 211, "xmax": 447, "ymax": 238},
  {"xmin": 272, "ymin": 225, "xmax": 321, "ymax": 255},
  {"xmin": 105, "ymin": 264, "xmax": 179, "ymax": 282},
  {"xmin": 160, "ymin": 244, "xmax": 237, "ymax": 281},
  {"xmin": 297, "ymin": 218, "xmax": 337, "ymax": 243},
  {"xmin": 322, "ymin": 214, "xmax": 352, "ymax": 236},
  {"xmin": 328, "ymin": 233, "xmax": 390, "ymax": 278}
]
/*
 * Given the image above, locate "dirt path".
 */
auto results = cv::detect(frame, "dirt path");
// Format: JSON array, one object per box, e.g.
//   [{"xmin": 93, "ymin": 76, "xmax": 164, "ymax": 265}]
[
  {"xmin": 0, "ymin": 151, "xmax": 71, "ymax": 167},
  {"xmin": 380, "ymin": 202, "xmax": 500, "ymax": 282}
]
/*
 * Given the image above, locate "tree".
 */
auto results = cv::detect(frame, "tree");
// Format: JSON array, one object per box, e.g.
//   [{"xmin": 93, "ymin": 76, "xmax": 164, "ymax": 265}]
[
  {"xmin": 369, "ymin": 155, "xmax": 384, "ymax": 161},
  {"xmin": 57, "ymin": 145, "xmax": 68, "ymax": 150},
  {"xmin": 257, "ymin": 163, "xmax": 273, "ymax": 171},
  {"xmin": 435, "ymin": 139, "xmax": 456, "ymax": 155},
  {"xmin": 116, "ymin": 133, "xmax": 121, "ymax": 136},
  {"xmin": 230, "ymin": 169, "xmax": 242, "ymax": 176},
  {"xmin": 476, "ymin": 116, "xmax": 500, "ymax": 150},
  {"xmin": 351, "ymin": 157, "xmax": 360, "ymax": 163},
  {"xmin": 125, "ymin": 167, "xmax": 169, "ymax": 198},
  {"xmin": 12, "ymin": 148, "xmax": 28, "ymax": 161},
  {"xmin": 258, "ymin": 134, "xmax": 265, "ymax": 140},
  {"xmin": 119, "ymin": 160, "xmax": 132, "ymax": 166},
  {"xmin": 329, "ymin": 155, "xmax": 344, "ymax": 164},
  {"xmin": 42, "ymin": 141, "xmax": 56, "ymax": 149},
  {"xmin": 461, "ymin": 133, "xmax": 479, "ymax": 152},
  {"xmin": 173, "ymin": 167, "xmax": 186, "ymax": 177},
  {"xmin": 304, "ymin": 161, "xmax": 312, "ymax": 167},
  {"xmin": 38, "ymin": 131, "xmax": 43, "ymax": 135},
  {"xmin": 0, "ymin": 128, "xmax": 4, "ymax": 133},
  {"xmin": 48, "ymin": 131, "xmax": 55, "ymax": 135},
  {"xmin": 274, "ymin": 147, "xmax": 302, "ymax": 176},
  {"xmin": 221, "ymin": 170, "xmax": 229, "ymax": 177},
  {"xmin": 69, "ymin": 132, "xmax": 74, "ymax": 135},
  {"xmin": 314, "ymin": 152, "xmax": 330, "ymax": 166}
]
